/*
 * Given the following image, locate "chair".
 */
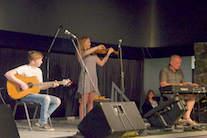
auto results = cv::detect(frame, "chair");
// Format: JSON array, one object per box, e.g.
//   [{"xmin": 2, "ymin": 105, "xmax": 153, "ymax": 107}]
[
  {"xmin": 0, "ymin": 87, "xmax": 7, "ymax": 105},
  {"xmin": 12, "ymin": 100, "xmax": 53, "ymax": 131},
  {"xmin": 12, "ymin": 100, "xmax": 41, "ymax": 131},
  {"xmin": 0, "ymin": 87, "xmax": 52, "ymax": 131}
]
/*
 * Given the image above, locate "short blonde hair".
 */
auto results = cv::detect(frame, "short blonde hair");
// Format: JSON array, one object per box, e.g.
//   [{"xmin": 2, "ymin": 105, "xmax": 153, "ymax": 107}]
[{"xmin": 28, "ymin": 50, "xmax": 43, "ymax": 62}]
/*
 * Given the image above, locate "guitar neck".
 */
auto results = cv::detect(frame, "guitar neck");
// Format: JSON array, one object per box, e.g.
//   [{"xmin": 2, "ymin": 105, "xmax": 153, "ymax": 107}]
[{"xmin": 33, "ymin": 81, "xmax": 64, "ymax": 87}]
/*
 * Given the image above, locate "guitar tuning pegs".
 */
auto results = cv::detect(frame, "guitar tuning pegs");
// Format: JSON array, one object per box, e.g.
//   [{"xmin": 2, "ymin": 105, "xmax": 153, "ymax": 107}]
[{"xmin": 62, "ymin": 79, "xmax": 73, "ymax": 86}]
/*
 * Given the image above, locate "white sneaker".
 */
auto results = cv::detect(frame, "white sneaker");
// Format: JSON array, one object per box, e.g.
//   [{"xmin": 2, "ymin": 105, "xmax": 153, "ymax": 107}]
[
  {"xmin": 40, "ymin": 123, "xmax": 54, "ymax": 131},
  {"xmin": 35, "ymin": 120, "xmax": 41, "ymax": 127}
]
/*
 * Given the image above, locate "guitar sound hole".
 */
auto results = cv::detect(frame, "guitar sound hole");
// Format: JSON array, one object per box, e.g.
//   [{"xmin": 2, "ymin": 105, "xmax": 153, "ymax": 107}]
[{"xmin": 27, "ymin": 82, "xmax": 33, "ymax": 88}]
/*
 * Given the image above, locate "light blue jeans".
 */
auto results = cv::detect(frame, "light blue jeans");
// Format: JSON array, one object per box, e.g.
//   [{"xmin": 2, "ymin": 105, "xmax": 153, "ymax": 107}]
[{"xmin": 20, "ymin": 93, "xmax": 61, "ymax": 124}]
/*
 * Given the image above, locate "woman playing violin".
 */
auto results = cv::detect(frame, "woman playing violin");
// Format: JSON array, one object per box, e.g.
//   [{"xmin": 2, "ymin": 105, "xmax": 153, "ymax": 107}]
[{"xmin": 77, "ymin": 36, "xmax": 114, "ymax": 122}]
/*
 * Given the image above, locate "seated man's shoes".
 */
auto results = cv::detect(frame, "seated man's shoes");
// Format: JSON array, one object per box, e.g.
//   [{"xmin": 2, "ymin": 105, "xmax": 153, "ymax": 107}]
[
  {"xmin": 176, "ymin": 118, "xmax": 187, "ymax": 125},
  {"xmin": 183, "ymin": 118, "xmax": 198, "ymax": 126}
]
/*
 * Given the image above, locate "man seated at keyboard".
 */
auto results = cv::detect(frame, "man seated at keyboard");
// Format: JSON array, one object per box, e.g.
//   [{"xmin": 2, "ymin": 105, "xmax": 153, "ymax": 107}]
[{"xmin": 159, "ymin": 55, "xmax": 199, "ymax": 126}]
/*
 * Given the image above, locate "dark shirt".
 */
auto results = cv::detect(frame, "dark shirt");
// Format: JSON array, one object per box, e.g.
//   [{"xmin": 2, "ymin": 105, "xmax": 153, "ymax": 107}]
[{"xmin": 142, "ymin": 98, "xmax": 159, "ymax": 115}]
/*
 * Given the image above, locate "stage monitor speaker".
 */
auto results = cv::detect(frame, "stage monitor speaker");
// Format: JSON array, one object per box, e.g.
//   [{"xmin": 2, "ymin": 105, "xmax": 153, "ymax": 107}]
[
  {"xmin": 143, "ymin": 96, "xmax": 187, "ymax": 128},
  {"xmin": 0, "ymin": 104, "xmax": 20, "ymax": 138},
  {"xmin": 78, "ymin": 102, "xmax": 145, "ymax": 138}
]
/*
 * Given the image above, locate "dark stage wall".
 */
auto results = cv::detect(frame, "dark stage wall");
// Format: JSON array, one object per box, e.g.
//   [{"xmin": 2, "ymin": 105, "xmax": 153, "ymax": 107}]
[
  {"xmin": 0, "ymin": 29, "xmax": 197, "ymax": 119},
  {"xmin": 0, "ymin": 47, "xmax": 143, "ymax": 118},
  {"xmin": 0, "ymin": 30, "xmax": 195, "ymax": 59}
]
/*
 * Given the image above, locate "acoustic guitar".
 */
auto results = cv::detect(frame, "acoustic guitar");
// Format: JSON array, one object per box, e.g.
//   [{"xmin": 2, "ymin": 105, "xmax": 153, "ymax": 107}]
[{"xmin": 7, "ymin": 74, "xmax": 72, "ymax": 99}]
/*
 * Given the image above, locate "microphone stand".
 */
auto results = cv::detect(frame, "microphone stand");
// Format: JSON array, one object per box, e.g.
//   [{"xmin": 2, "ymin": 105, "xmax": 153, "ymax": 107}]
[
  {"xmin": 70, "ymin": 38, "xmax": 99, "ymax": 117},
  {"xmin": 45, "ymin": 26, "xmax": 61, "ymax": 95},
  {"xmin": 118, "ymin": 40, "xmax": 125, "ymax": 102}
]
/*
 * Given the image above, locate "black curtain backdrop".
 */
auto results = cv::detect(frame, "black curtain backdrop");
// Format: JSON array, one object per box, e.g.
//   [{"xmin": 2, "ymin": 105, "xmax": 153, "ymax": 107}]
[{"xmin": 0, "ymin": 48, "xmax": 143, "ymax": 119}]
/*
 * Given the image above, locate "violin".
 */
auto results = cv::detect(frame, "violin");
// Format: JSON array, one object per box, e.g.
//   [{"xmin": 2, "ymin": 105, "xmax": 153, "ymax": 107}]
[{"xmin": 92, "ymin": 49, "xmax": 119, "ymax": 55}]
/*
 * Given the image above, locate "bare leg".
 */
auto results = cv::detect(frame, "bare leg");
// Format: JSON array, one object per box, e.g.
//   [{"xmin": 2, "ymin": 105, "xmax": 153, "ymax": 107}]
[
  {"xmin": 184, "ymin": 94, "xmax": 196, "ymax": 125},
  {"xmin": 79, "ymin": 93, "xmax": 89, "ymax": 122},
  {"xmin": 87, "ymin": 92, "xmax": 95, "ymax": 113}
]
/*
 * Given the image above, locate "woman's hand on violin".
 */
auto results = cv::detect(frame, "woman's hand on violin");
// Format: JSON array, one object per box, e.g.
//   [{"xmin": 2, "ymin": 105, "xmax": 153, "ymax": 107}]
[
  {"xmin": 97, "ymin": 44, "xmax": 106, "ymax": 50},
  {"xmin": 108, "ymin": 47, "xmax": 114, "ymax": 55}
]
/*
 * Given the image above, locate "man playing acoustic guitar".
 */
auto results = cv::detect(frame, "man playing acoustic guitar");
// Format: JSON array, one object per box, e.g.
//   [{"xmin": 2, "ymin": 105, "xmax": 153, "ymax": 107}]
[{"xmin": 4, "ymin": 50, "xmax": 61, "ymax": 131}]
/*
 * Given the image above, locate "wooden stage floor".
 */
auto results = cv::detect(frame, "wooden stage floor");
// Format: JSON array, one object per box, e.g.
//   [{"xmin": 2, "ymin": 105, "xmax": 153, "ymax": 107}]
[{"xmin": 15, "ymin": 117, "xmax": 207, "ymax": 138}]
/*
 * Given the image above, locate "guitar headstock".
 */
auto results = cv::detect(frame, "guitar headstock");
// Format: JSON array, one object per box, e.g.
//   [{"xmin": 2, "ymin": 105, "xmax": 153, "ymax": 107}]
[{"xmin": 62, "ymin": 79, "xmax": 73, "ymax": 86}]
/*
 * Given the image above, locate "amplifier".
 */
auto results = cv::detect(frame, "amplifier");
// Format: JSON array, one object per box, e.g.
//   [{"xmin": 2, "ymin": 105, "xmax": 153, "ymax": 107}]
[{"xmin": 143, "ymin": 96, "xmax": 187, "ymax": 128}]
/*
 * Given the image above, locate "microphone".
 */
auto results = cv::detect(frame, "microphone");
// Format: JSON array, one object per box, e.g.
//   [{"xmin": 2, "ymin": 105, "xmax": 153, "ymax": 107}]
[
  {"xmin": 118, "ymin": 39, "xmax": 122, "ymax": 48},
  {"xmin": 59, "ymin": 25, "xmax": 77, "ymax": 39},
  {"xmin": 64, "ymin": 30, "xmax": 77, "ymax": 39}
]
